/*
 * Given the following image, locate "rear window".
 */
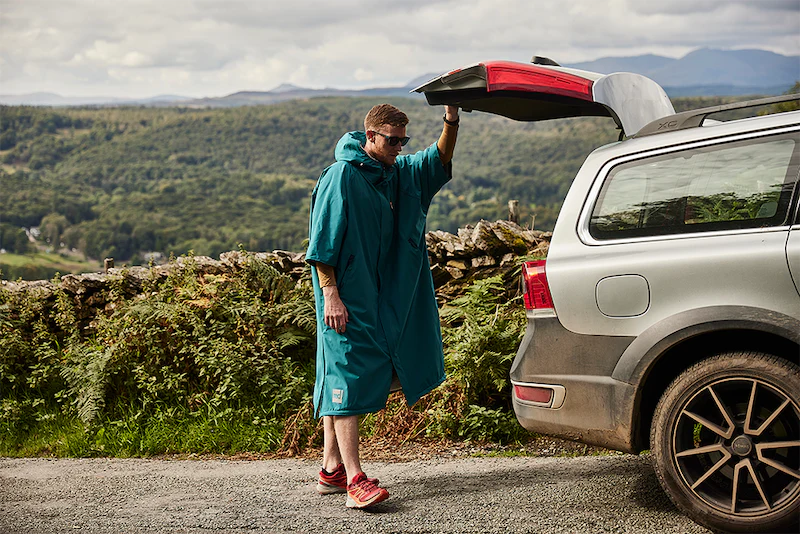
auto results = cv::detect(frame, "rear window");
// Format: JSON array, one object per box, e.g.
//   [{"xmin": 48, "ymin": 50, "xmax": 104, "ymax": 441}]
[{"xmin": 589, "ymin": 133, "xmax": 799, "ymax": 240}]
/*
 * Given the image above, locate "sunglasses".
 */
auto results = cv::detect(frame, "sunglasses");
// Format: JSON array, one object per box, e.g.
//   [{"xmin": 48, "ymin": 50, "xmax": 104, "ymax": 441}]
[{"xmin": 370, "ymin": 131, "xmax": 411, "ymax": 147}]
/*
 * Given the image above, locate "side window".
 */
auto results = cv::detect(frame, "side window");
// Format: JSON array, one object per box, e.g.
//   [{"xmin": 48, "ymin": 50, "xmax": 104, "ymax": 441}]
[{"xmin": 590, "ymin": 133, "xmax": 799, "ymax": 239}]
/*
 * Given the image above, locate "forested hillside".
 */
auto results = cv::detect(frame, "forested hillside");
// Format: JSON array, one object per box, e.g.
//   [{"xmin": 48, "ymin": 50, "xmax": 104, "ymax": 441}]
[{"xmin": 0, "ymin": 95, "xmax": 763, "ymax": 279}]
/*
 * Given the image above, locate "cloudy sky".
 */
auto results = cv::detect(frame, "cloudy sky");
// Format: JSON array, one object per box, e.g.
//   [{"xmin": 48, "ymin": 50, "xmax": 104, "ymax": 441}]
[{"xmin": 1, "ymin": 0, "xmax": 798, "ymax": 98}]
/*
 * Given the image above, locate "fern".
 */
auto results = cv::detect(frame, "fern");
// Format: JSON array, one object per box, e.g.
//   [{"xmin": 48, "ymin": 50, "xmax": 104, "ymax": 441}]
[
  {"xmin": 61, "ymin": 345, "xmax": 113, "ymax": 425},
  {"xmin": 275, "ymin": 298, "xmax": 317, "ymax": 336},
  {"xmin": 435, "ymin": 274, "xmax": 527, "ymax": 439}
]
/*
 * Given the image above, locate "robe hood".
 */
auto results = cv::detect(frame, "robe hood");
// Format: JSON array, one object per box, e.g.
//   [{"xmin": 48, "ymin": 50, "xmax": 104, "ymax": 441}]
[{"xmin": 335, "ymin": 131, "xmax": 389, "ymax": 184}]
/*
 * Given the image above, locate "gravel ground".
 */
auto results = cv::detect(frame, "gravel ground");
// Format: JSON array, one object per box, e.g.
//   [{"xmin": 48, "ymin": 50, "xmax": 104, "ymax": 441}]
[{"xmin": 0, "ymin": 453, "xmax": 711, "ymax": 534}]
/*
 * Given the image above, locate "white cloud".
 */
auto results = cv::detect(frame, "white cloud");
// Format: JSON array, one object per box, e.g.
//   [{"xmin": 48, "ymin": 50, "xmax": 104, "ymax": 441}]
[
  {"xmin": 0, "ymin": 0, "xmax": 797, "ymax": 98},
  {"xmin": 288, "ymin": 65, "xmax": 311, "ymax": 86},
  {"xmin": 82, "ymin": 41, "xmax": 148, "ymax": 67},
  {"xmin": 353, "ymin": 68, "xmax": 374, "ymax": 82}
]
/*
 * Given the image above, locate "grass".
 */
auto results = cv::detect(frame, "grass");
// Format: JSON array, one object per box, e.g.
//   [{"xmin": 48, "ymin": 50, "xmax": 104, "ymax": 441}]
[
  {"xmin": 0, "ymin": 410, "xmax": 286, "ymax": 458},
  {"xmin": 0, "ymin": 250, "xmax": 99, "ymax": 280},
  {"xmin": 0, "ymin": 414, "xmax": 88, "ymax": 457},
  {"xmin": 0, "ymin": 251, "xmax": 96, "ymax": 270},
  {"xmin": 0, "ymin": 164, "xmax": 27, "ymax": 173}
]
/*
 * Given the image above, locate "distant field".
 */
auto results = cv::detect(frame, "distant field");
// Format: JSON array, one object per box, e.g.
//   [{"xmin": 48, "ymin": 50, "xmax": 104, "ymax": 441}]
[
  {"xmin": 0, "ymin": 149, "xmax": 24, "ymax": 173},
  {"xmin": 0, "ymin": 251, "xmax": 99, "ymax": 280}
]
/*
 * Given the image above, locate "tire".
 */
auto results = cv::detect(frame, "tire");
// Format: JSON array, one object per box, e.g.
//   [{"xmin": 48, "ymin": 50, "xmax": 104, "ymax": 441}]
[{"xmin": 651, "ymin": 352, "xmax": 800, "ymax": 533}]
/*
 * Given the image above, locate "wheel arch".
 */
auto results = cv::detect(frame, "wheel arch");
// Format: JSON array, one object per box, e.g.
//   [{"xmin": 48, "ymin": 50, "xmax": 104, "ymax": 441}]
[{"xmin": 610, "ymin": 306, "xmax": 800, "ymax": 452}]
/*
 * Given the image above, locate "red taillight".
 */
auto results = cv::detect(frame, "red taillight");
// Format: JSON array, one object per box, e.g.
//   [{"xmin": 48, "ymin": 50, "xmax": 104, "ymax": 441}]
[
  {"xmin": 514, "ymin": 384, "xmax": 553, "ymax": 404},
  {"xmin": 522, "ymin": 260, "xmax": 554, "ymax": 310},
  {"xmin": 482, "ymin": 61, "xmax": 594, "ymax": 101}
]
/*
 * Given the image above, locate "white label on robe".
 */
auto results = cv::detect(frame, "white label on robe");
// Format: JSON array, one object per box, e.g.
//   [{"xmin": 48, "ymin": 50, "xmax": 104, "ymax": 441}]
[{"xmin": 332, "ymin": 389, "xmax": 344, "ymax": 404}]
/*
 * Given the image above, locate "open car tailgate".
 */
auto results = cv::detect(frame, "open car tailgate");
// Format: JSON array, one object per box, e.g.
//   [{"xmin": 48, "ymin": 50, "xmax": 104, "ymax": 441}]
[{"xmin": 413, "ymin": 60, "xmax": 675, "ymax": 138}]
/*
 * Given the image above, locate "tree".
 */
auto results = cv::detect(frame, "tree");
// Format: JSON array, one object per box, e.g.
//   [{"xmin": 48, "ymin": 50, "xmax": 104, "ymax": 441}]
[
  {"xmin": 40, "ymin": 213, "xmax": 70, "ymax": 247},
  {"xmin": 0, "ymin": 223, "xmax": 31, "ymax": 254}
]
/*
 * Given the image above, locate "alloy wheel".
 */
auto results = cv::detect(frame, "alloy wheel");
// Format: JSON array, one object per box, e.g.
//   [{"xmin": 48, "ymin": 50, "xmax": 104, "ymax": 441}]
[{"xmin": 671, "ymin": 376, "xmax": 800, "ymax": 517}]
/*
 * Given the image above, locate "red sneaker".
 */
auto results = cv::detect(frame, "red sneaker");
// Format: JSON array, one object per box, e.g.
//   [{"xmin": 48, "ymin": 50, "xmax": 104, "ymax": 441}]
[
  {"xmin": 317, "ymin": 464, "xmax": 380, "ymax": 495},
  {"xmin": 345, "ymin": 472, "xmax": 389, "ymax": 509},
  {"xmin": 317, "ymin": 463, "xmax": 347, "ymax": 494}
]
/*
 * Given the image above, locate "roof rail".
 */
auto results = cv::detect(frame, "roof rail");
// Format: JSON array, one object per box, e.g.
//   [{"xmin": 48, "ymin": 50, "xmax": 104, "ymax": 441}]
[{"xmin": 634, "ymin": 93, "xmax": 800, "ymax": 138}]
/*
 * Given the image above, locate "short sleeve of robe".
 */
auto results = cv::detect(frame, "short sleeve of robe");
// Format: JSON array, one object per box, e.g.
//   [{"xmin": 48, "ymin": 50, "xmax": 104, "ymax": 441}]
[
  {"xmin": 396, "ymin": 142, "xmax": 452, "ymax": 212},
  {"xmin": 306, "ymin": 165, "xmax": 347, "ymax": 267}
]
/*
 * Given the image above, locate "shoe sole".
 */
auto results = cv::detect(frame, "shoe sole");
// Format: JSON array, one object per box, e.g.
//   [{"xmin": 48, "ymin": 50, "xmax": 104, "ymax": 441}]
[
  {"xmin": 317, "ymin": 482, "xmax": 346, "ymax": 495},
  {"xmin": 345, "ymin": 491, "xmax": 389, "ymax": 509}
]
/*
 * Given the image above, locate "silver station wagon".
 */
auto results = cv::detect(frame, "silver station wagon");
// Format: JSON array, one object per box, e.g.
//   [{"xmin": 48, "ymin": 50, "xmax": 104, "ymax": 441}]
[{"xmin": 417, "ymin": 58, "xmax": 800, "ymax": 533}]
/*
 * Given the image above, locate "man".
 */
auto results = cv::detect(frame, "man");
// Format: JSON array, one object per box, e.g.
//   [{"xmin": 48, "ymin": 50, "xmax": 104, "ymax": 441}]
[{"xmin": 305, "ymin": 103, "xmax": 460, "ymax": 509}]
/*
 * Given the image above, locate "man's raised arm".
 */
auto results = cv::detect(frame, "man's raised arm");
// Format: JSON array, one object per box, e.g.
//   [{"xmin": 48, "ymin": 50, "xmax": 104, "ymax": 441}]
[{"xmin": 437, "ymin": 105, "xmax": 460, "ymax": 164}]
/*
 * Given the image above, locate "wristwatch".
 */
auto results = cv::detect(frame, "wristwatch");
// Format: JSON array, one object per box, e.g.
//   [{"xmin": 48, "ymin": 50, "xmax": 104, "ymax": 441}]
[{"xmin": 443, "ymin": 114, "xmax": 460, "ymax": 126}]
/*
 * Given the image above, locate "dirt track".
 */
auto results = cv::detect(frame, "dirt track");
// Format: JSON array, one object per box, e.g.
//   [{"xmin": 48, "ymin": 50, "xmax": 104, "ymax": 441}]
[{"xmin": 0, "ymin": 453, "xmax": 710, "ymax": 533}]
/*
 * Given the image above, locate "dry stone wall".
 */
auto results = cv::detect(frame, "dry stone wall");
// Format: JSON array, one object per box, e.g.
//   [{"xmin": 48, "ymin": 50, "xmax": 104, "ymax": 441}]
[
  {"xmin": 2, "ymin": 220, "xmax": 550, "ymax": 321},
  {"xmin": 426, "ymin": 219, "xmax": 549, "ymax": 298}
]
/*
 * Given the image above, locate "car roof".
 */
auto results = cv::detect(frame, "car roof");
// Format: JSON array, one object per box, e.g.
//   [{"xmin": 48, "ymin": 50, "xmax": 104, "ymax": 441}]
[
  {"xmin": 583, "ymin": 107, "xmax": 800, "ymax": 166},
  {"xmin": 633, "ymin": 93, "xmax": 800, "ymax": 137}
]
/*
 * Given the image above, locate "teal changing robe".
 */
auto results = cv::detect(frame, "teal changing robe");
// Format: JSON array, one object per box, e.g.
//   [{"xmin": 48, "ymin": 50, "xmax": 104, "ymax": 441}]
[{"xmin": 306, "ymin": 131, "xmax": 451, "ymax": 417}]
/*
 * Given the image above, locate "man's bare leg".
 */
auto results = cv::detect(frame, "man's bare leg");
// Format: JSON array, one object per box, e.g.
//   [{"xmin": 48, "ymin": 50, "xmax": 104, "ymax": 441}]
[
  {"xmin": 332, "ymin": 415, "xmax": 362, "ymax": 484},
  {"xmin": 321, "ymin": 416, "xmax": 343, "ymax": 472},
  {"xmin": 333, "ymin": 414, "xmax": 389, "ymax": 508}
]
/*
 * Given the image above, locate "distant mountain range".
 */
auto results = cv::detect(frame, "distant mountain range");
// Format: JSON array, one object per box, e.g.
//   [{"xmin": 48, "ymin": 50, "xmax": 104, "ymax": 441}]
[
  {"xmin": 176, "ymin": 80, "xmax": 430, "ymax": 108},
  {"xmin": 568, "ymin": 48, "xmax": 799, "ymax": 97},
  {"xmin": 0, "ymin": 92, "xmax": 195, "ymax": 107},
  {"xmin": 2, "ymin": 48, "xmax": 797, "ymax": 107}
]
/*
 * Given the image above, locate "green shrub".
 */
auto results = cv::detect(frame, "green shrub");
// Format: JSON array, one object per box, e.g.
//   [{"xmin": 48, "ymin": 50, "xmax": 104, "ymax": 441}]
[
  {"xmin": 1, "ymin": 252, "xmax": 317, "ymax": 456},
  {"xmin": 428, "ymin": 275, "xmax": 529, "ymax": 442},
  {"xmin": 0, "ymin": 276, "xmax": 65, "ymax": 430},
  {"xmin": 1, "ymin": 256, "xmax": 534, "ymax": 456},
  {"xmin": 440, "ymin": 275, "xmax": 526, "ymax": 407}
]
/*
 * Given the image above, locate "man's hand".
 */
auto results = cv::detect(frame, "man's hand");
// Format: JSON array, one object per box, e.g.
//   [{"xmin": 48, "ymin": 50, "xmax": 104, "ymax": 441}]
[
  {"xmin": 444, "ymin": 105, "xmax": 459, "ymax": 123},
  {"xmin": 323, "ymin": 285, "xmax": 349, "ymax": 333}
]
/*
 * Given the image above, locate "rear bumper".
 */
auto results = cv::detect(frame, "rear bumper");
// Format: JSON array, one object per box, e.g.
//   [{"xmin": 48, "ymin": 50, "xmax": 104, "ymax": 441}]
[
  {"xmin": 510, "ymin": 315, "xmax": 638, "ymax": 452},
  {"xmin": 511, "ymin": 376, "xmax": 637, "ymax": 452}
]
